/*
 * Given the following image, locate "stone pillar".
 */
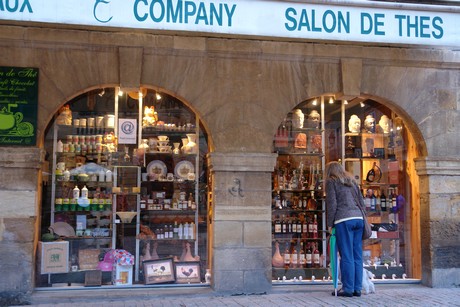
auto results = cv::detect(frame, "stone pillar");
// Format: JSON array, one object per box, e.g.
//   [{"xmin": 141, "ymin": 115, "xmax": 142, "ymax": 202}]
[
  {"xmin": 0, "ymin": 147, "xmax": 45, "ymax": 305},
  {"xmin": 207, "ymin": 152, "xmax": 277, "ymax": 294},
  {"xmin": 414, "ymin": 156, "xmax": 460, "ymax": 288}
]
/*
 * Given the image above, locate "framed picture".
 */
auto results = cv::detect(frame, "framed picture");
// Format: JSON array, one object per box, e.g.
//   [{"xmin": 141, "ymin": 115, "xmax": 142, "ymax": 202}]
[
  {"xmin": 354, "ymin": 147, "xmax": 363, "ymax": 158},
  {"xmin": 174, "ymin": 261, "xmax": 201, "ymax": 284},
  {"xmin": 374, "ymin": 148, "xmax": 385, "ymax": 158},
  {"xmin": 143, "ymin": 257, "xmax": 175, "ymax": 285}
]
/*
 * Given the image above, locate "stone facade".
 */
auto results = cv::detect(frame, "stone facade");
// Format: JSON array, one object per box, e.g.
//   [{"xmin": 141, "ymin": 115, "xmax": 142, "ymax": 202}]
[{"xmin": 0, "ymin": 20, "xmax": 459, "ymax": 304}]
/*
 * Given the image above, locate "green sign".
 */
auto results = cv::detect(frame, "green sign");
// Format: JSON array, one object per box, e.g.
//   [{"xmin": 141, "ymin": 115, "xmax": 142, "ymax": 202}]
[{"xmin": 0, "ymin": 66, "xmax": 38, "ymax": 146}]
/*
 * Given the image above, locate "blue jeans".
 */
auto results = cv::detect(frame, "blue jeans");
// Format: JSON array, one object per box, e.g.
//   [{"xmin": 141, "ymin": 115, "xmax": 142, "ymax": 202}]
[{"xmin": 335, "ymin": 219, "xmax": 364, "ymax": 293}]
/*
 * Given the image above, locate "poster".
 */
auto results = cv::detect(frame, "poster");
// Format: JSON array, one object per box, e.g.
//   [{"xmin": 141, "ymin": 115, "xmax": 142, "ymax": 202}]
[
  {"xmin": 118, "ymin": 118, "xmax": 137, "ymax": 144},
  {"xmin": 0, "ymin": 66, "xmax": 38, "ymax": 146}
]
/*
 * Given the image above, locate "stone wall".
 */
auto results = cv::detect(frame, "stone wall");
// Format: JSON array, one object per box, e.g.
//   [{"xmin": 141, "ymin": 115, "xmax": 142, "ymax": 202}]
[{"xmin": 0, "ymin": 23, "xmax": 459, "ymax": 303}]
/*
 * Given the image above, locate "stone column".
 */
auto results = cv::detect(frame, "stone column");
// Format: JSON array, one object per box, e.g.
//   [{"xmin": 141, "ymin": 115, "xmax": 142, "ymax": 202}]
[
  {"xmin": 414, "ymin": 156, "xmax": 460, "ymax": 288},
  {"xmin": 207, "ymin": 152, "xmax": 277, "ymax": 294},
  {"xmin": 0, "ymin": 147, "xmax": 45, "ymax": 305}
]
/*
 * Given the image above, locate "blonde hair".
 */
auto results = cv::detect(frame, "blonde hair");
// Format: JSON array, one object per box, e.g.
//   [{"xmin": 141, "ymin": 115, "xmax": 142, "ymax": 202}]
[{"xmin": 325, "ymin": 161, "xmax": 356, "ymax": 186}]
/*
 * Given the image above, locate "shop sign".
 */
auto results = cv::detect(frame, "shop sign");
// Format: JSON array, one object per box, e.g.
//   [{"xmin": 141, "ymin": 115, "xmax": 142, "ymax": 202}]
[
  {"xmin": 0, "ymin": 66, "xmax": 38, "ymax": 146},
  {"xmin": 118, "ymin": 118, "xmax": 137, "ymax": 144},
  {"xmin": 0, "ymin": 1, "xmax": 459, "ymax": 47}
]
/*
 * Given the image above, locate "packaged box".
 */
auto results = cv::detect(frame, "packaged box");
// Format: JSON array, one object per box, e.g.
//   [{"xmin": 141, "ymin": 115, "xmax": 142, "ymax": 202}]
[
  {"xmin": 78, "ymin": 249, "xmax": 101, "ymax": 270},
  {"xmin": 388, "ymin": 161, "xmax": 399, "ymax": 184},
  {"xmin": 112, "ymin": 264, "xmax": 133, "ymax": 286},
  {"xmin": 39, "ymin": 241, "xmax": 69, "ymax": 274},
  {"xmin": 76, "ymin": 215, "xmax": 87, "ymax": 230}
]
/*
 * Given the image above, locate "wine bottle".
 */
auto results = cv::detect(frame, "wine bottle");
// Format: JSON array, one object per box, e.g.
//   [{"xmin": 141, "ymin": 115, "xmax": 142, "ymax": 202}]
[
  {"xmin": 313, "ymin": 243, "xmax": 320, "ymax": 268},
  {"xmin": 299, "ymin": 242, "xmax": 306, "ymax": 268},
  {"xmin": 380, "ymin": 189, "xmax": 387, "ymax": 212},
  {"xmin": 306, "ymin": 243, "xmax": 312, "ymax": 268},
  {"xmin": 364, "ymin": 189, "xmax": 372, "ymax": 212},
  {"xmin": 307, "ymin": 191, "xmax": 317, "ymax": 210},
  {"xmin": 290, "ymin": 242, "xmax": 298, "ymax": 268},
  {"xmin": 274, "ymin": 216, "xmax": 281, "ymax": 234},
  {"xmin": 375, "ymin": 189, "xmax": 381, "ymax": 212},
  {"xmin": 312, "ymin": 214, "xmax": 318, "ymax": 239},
  {"xmin": 390, "ymin": 188, "xmax": 397, "ymax": 213},
  {"xmin": 302, "ymin": 214, "xmax": 308, "ymax": 239},
  {"xmin": 281, "ymin": 215, "xmax": 287, "ymax": 234},
  {"xmin": 284, "ymin": 244, "xmax": 291, "ymax": 269},
  {"xmin": 370, "ymin": 189, "xmax": 376, "ymax": 212}
]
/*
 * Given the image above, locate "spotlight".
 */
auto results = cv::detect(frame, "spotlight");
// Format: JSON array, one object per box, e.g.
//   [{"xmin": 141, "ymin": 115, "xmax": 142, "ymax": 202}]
[
  {"xmin": 155, "ymin": 92, "xmax": 162, "ymax": 100},
  {"xmin": 98, "ymin": 89, "xmax": 105, "ymax": 97},
  {"xmin": 312, "ymin": 99, "xmax": 317, "ymax": 106},
  {"xmin": 360, "ymin": 102, "xmax": 365, "ymax": 107},
  {"xmin": 343, "ymin": 100, "xmax": 348, "ymax": 105},
  {"xmin": 329, "ymin": 97, "xmax": 334, "ymax": 104},
  {"xmin": 118, "ymin": 87, "xmax": 123, "ymax": 96}
]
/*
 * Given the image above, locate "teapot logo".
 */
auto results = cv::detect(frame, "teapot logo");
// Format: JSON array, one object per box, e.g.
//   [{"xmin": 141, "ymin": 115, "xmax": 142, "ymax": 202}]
[{"xmin": 0, "ymin": 103, "xmax": 34, "ymax": 136}]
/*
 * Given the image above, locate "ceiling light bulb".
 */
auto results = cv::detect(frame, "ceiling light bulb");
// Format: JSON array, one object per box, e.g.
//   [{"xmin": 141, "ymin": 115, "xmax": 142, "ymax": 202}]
[
  {"xmin": 360, "ymin": 102, "xmax": 365, "ymax": 107},
  {"xmin": 118, "ymin": 88, "xmax": 123, "ymax": 96},
  {"xmin": 343, "ymin": 100, "xmax": 348, "ymax": 105},
  {"xmin": 155, "ymin": 93, "xmax": 162, "ymax": 100},
  {"xmin": 329, "ymin": 97, "xmax": 334, "ymax": 104},
  {"xmin": 98, "ymin": 89, "xmax": 105, "ymax": 97},
  {"xmin": 312, "ymin": 99, "xmax": 317, "ymax": 106}
]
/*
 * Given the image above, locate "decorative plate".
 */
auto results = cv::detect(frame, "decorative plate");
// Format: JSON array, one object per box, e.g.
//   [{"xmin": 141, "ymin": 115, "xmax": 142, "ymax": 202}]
[
  {"xmin": 174, "ymin": 160, "xmax": 195, "ymax": 180},
  {"xmin": 147, "ymin": 160, "xmax": 167, "ymax": 177}
]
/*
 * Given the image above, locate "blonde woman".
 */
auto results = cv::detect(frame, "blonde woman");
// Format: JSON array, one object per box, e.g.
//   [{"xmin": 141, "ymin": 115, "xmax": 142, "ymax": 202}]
[{"xmin": 325, "ymin": 161, "xmax": 365, "ymax": 297}]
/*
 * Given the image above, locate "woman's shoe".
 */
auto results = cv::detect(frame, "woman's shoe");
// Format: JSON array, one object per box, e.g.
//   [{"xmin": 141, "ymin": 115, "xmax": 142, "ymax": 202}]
[{"xmin": 353, "ymin": 291, "xmax": 361, "ymax": 297}]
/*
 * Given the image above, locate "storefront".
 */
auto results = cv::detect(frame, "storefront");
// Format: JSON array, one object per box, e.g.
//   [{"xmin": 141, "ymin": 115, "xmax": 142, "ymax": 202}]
[{"xmin": 1, "ymin": 0, "xmax": 459, "ymax": 305}]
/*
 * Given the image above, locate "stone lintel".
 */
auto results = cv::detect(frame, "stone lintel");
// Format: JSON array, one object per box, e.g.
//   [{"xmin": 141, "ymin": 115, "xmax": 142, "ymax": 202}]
[
  {"xmin": 207, "ymin": 152, "xmax": 277, "ymax": 173},
  {"xmin": 0, "ymin": 148, "xmax": 45, "ymax": 169},
  {"xmin": 415, "ymin": 156, "xmax": 460, "ymax": 176}
]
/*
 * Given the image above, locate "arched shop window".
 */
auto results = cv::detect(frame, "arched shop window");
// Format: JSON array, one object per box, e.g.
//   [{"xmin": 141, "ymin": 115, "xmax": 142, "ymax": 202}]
[
  {"xmin": 38, "ymin": 87, "xmax": 210, "ymax": 288},
  {"xmin": 271, "ymin": 96, "xmax": 418, "ymax": 282}
]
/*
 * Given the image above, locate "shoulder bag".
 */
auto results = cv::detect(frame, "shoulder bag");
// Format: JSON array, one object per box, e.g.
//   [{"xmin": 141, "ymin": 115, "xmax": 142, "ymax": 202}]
[{"xmin": 351, "ymin": 184, "xmax": 372, "ymax": 240}]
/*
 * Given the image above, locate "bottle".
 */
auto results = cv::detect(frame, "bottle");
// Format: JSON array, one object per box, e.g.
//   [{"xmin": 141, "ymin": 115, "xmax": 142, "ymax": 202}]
[
  {"xmin": 173, "ymin": 221, "xmax": 179, "ymax": 238},
  {"xmin": 305, "ymin": 243, "xmax": 312, "ymax": 268},
  {"xmin": 312, "ymin": 214, "xmax": 318, "ymax": 239},
  {"xmin": 375, "ymin": 190, "xmax": 381, "ymax": 212},
  {"xmin": 283, "ymin": 244, "xmax": 291, "ymax": 269},
  {"xmin": 72, "ymin": 185, "xmax": 80, "ymax": 199},
  {"xmin": 308, "ymin": 216, "xmax": 314, "ymax": 238},
  {"xmin": 287, "ymin": 216, "xmax": 292, "ymax": 234},
  {"xmin": 390, "ymin": 188, "xmax": 397, "ymax": 213},
  {"xmin": 274, "ymin": 191, "xmax": 282, "ymax": 209},
  {"xmin": 188, "ymin": 193, "xmax": 193, "ymax": 210},
  {"xmin": 307, "ymin": 191, "xmax": 317, "ymax": 210},
  {"xmin": 380, "ymin": 189, "xmax": 387, "ymax": 212},
  {"xmin": 290, "ymin": 242, "xmax": 298, "ymax": 268},
  {"xmin": 299, "ymin": 242, "xmax": 306, "ymax": 268},
  {"xmin": 57, "ymin": 140, "xmax": 63, "ymax": 153},
  {"xmin": 274, "ymin": 216, "xmax": 281, "ymax": 234},
  {"xmin": 296, "ymin": 216, "xmax": 302, "ymax": 236},
  {"xmin": 190, "ymin": 222, "xmax": 195, "ymax": 240},
  {"xmin": 164, "ymin": 225, "xmax": 169, "ymax": 239},
  {"xmin": 178, "ymin": 223, "xmax": 184, "ymax": 239},
  {"xmin": 302, "ymin": 215, "xmax": 308, "ymax": 239},
  {"xmin": 370, "ymin": 189, "xmax": 376, "ymax": 212},
  {"xmin": 313, "ymin": 243, "xmax": 320, "ymax": 268},
  {"xmin": 364, "ymin": 189, "xmax": 372, "ymax": 212},
  {"xmin": 184, "ymin": 222, "xmax": 190, "ymax": 239},
  {"xmin": 81, "ymin": 185, "xmax": 88, "ymax": 199},
  {"xmin": 281, "ymin": 215, "xmax": 287, "ymax": 234}
]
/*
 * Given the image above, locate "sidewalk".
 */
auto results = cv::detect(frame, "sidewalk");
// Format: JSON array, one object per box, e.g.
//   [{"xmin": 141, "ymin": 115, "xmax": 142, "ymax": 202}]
[{"xmin": 15, "ymin": 283, "xmax": 460, "ymax": 307}]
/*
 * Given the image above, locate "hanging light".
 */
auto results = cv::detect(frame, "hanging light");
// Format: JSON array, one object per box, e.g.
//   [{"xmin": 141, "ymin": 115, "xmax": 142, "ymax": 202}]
[
  {"xmin": 312, "ymin": 99, "xmax": 318, "ymax": 106},
  {"xmin": 360, "ymin": 102, "xmax": 365, "ymax": 107},
  {"xmin": 343, "ymin": 100, "xmax": 348, "ymax": 105},
  {"xmin": 155, "ymin": 92, "xmax": 162, "ymax": 100},
  {"xmin": 328, "ymin": 97, "xmax": 334, "ymax": 104},
  {"xmin": 118, "ymin": 87, "xmax": 123, "ymax": 96},
  {"xmin": 98, "ymin": 89, "xmax": 105, "ymax": 97}
]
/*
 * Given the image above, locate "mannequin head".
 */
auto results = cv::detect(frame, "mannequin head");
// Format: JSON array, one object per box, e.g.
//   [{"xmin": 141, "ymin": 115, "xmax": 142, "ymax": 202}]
[
  {"xmin": 364, "ymin": 114, "xmax": 376, "ymax": 133},
  {"xmin": 292, "ymin": 109, "xmax": 304, "ymax": 129},
  {"xmin": 378, "ymin": 115, "xmax": 391, "ymax": 133},
  {"xmin": 307, "ymin": 110, "xmax": 321, "ymax": 128},
  {"xmin": 348, "ymin": 115, "xmax": 361, "ymax": 133}
]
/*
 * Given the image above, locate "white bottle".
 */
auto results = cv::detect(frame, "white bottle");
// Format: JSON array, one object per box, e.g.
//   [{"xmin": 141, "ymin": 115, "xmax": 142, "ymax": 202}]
[
  {"xmin": 178, "ymin": 223, "xmax": 184, "ymax": 239},
  {"xmin": 63, "ymin": 169, "xmax": 70, "ymax": 181},
  {"xmin": 98, "ymin": 169, "xmax": 105, "ymax": 182},
  {"xmin": 184, "ymin": 222, "xmax": 189, "ymax": 239},
  {"xmin": 105, "ymin": 169, "xmax": 112, "ymax": 182},
  {"xmin": 81, "ymin": 185, "xmax": 88, "ymax": 199},
  {"xmin": 56, "ymin": 140, "xmax": 63, "ymax": 153},
  {"xmin": 72, "ymin": 185, "xmax": 80, "ymax": 199},
  {"xmin": 190, "ymin": 222, "xmax": 195, "ymax": 240}
]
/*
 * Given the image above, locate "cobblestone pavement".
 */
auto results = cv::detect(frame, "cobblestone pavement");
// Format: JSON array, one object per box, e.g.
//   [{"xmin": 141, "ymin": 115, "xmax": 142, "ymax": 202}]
[{"xmin": 13, "ymin": 283, "xmax": 460, "ymax": 307}]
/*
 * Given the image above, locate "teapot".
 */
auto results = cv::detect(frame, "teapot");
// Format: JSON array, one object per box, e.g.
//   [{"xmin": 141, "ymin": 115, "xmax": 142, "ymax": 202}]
[{"xmin": 0, "ymin": 105, "xmax": 23, "ymax": 130}]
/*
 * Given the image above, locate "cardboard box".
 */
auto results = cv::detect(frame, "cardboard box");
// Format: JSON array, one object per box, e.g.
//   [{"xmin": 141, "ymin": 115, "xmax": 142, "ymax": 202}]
[
  {"xmin": 388, "ymin": 161, "xmax": 399, "ymax": 184},
  {"xmin": 112, "ymin": 264, "xmax": 133, "ymax": 286},
  {"xmin": 39, "ymin": 241, "xmax": 69, "ymax": 274},
  {"xmin": 78, "ymin": 249, "xmax": 100, "ymax": 270}
]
